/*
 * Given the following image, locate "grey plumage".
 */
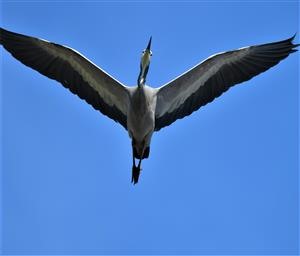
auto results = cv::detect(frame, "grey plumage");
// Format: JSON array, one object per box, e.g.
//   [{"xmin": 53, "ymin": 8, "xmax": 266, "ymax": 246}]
[
  {"xmin": 155, "ymin": 35, "xmax": 299, "ymax": 130},
  {"xmin": 1, "ymin": 27, "xmax": 298, "ymax": 184}
]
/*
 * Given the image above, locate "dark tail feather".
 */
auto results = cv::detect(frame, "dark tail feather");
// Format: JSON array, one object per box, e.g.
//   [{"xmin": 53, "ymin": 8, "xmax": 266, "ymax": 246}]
[
  {"xmin": 133, "ymin": 146, "xmax": 150, "ymax": 159},
  {"xmin": 132, "ymin": 165, "xmax": 141, "ymax": 184}
]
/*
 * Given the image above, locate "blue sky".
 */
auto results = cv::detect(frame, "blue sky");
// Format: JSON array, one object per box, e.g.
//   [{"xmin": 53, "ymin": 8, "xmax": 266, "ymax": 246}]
[{"xmin": 1, "ymin": 1, "xmax": 299, "ymax": 255}]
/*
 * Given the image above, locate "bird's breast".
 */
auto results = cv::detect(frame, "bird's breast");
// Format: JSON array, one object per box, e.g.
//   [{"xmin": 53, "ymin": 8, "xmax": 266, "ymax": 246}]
[{"xmin": 127, "ymin": 87, "xmax": 156, "ymax": 142}]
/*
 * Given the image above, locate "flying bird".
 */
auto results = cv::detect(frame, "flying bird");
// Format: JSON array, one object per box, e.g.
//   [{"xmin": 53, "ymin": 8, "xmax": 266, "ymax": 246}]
[{"xmin": 0, "ymin": 28, "xmax": 298, "ymax": 184}]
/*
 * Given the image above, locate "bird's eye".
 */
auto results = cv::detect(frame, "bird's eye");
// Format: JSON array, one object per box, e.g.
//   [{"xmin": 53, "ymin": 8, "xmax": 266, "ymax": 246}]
[{"xmin": 142, "ymin": 50, "xmax": 145, "ymax": 54}]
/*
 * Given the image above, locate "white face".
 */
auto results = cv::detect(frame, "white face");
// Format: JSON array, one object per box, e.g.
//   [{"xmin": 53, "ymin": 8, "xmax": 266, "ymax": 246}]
[
  {"xmin": 141, "ymin": 49, "xmax": 152, "ymax": 68},
  {"xmin": 142, "ymin": 49, "xmax": 153, "ymax": 57}
]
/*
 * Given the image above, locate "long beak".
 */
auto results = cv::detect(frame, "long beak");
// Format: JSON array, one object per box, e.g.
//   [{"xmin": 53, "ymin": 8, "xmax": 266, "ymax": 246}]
[{"xmin": 146, "ymin": 36, "xmax": 152, "ymax": 51}]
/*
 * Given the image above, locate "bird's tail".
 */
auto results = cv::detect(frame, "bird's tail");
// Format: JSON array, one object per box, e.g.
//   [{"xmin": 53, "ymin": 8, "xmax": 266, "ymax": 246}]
[{"xmin": 133, "ymin": 146, "xmax": 150, "ymax": 159}]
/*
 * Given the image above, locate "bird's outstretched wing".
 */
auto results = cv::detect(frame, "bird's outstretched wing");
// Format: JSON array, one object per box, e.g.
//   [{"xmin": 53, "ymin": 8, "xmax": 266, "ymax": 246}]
[
  {"xmin": 0, "ymin": 28, "xmax": 129, "ymax": 129},
  {"xmin": 155, "ymin": 36, "xmax": 299, "ymax": 131}
]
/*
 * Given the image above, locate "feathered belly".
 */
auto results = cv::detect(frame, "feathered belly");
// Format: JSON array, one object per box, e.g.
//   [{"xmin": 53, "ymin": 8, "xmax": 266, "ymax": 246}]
[
  {"xmin": 127, "ymin": 86, "xmax": 156, "ymax": 142},
  {"xmin": 127, "ymin": 107, "xmax": 154, "ymax": 142}
]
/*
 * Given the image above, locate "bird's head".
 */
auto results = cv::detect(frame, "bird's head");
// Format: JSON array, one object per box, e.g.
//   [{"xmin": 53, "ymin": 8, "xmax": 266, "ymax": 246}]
[
  {"xmin": 138, "ymin": 37, "xmax": 152, "ymax": 86},
  {"xmin": 142, "ymin": 36, "xmax": 152, "ymax": 59}
]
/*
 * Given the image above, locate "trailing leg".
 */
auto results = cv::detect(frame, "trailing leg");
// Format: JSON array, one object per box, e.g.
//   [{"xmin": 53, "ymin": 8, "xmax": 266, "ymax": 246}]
[{"xmin": 131, "ymin": 145, "xmax": 145, "ymax": 185}]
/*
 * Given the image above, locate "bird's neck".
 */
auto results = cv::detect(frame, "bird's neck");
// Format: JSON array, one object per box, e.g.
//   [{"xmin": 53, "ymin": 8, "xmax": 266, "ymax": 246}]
[
  {"xmin": 137, "ymin": 83, "xmax": 145, "ymax": 93},
  {"xmin": 137, "ymin": 67, "xmax": 146, "ymax": 87},
  {"xmin": 138, "ymin": 61, "xmax": 150, "ymax": 87}
]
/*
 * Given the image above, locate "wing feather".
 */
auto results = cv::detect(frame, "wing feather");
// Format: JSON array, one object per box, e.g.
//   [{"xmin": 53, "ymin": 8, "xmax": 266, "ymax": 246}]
[
  {"xmin": 155, "ymin": 36, "xmax": 299, "ymax": 131},
  {"xmin": 0, "ymin": 28, "xmax": 129, "ymax": 129}
]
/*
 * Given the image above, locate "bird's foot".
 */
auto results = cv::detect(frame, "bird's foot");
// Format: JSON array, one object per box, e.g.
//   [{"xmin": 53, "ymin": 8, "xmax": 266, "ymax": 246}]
[{"xmin": 131, "ymin": 163, "xmax": 142, "ymax": 185}]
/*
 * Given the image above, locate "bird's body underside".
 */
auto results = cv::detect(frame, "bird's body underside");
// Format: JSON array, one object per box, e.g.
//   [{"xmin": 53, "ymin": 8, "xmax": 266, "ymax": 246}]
[
  {"xmin": 127, "ymin": 85, "xmax": 156, "ymax": 183},
  {"xmin": 127, "ymin": 85, "xmax": 156, "ymax": 150},
  {"xmin": 0, "ymin": 27, "xmax": 298, "ymax": 184}
]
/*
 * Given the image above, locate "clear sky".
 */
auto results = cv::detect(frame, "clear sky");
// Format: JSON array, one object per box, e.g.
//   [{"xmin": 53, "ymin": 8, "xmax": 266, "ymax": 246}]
[{"xmin": 0, "ymin": 1, "xmax": 299, "ymax": 255}]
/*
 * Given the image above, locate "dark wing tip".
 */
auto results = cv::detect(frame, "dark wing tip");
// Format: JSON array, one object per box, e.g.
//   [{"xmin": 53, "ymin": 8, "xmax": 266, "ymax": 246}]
[
  {"xmin": 252, "ymin": 34, "xmax": 299, "ymax": 57},
  {"xmin": 280, "ymin": 33, "xmax": 297, "ymax": 43},
  {"xmin": 289, "ymin": 32, "xmax": 300, "ymax": 42},
  {"xmin": 289, "ymin": 34, "xmax": 299, "ymax": 54},
  {"xmin": 289, "ymin": 33, "xmax": 299, "ymax": 46},
  {"xmin": 286, "ymin": 33, "xmax": 299, "ymax": 47},
  {"xmin": 289, "ymin": 33, "xmax": 296, "ymax": 41}
]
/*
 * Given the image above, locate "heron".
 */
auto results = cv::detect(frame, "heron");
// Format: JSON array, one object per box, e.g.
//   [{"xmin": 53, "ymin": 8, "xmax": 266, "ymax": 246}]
[{"xmin": 0, "ymin": 28, "xmax": 298, "ymax": 184}]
